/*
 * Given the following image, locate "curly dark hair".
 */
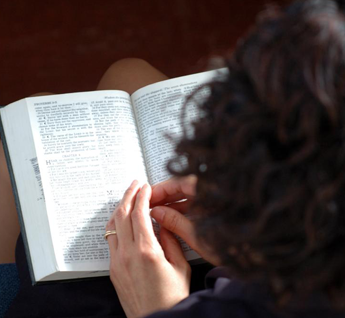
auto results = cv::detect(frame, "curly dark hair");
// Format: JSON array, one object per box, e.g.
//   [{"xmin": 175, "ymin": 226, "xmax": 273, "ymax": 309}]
[{"xmin": 169, "ymin": 0, "xmax": 345, "ymax": 308}]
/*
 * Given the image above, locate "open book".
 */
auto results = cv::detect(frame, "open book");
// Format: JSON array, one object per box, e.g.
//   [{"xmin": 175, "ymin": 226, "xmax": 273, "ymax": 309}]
[{"xmin": 0, "ymin": 69, "xmax": 225, "ymax": 284}]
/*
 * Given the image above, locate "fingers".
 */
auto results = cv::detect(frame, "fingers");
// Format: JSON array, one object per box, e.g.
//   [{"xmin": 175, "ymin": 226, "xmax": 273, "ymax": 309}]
[
  {"xmin": 160, "ymin": 227, "xmax": 189, "ymax": 270},
  {"xmin": 107, "ymin": 232, "xmax": 118, "ymax": 256},
  {"xmin": 150, "ymin": 206, "xmax": 198, "ymax": 251},
  {"xmin": 151, "ymin": 206, "xmax": 219, "ymax": 265},
  {"xmin": 131, "ymin": 184, "xmax": 156, "ymax": 241},
  {"xmin": 107, "ymin": 178, "xmax": 194, "ymax": 260},
  {"xmin": 150, "ymin": 175, "xmax": 197, "ymax": 207},
  {"xmin": 164, "ymin": 201, "xmax": 190, "ymax": 214},
  {"xmin": 110, "ymin": 180, "xmax": 140, "ymax": 245},
  {"xmin": 105, "ymin": 214, "xmax": 118, "ymax": 252}
]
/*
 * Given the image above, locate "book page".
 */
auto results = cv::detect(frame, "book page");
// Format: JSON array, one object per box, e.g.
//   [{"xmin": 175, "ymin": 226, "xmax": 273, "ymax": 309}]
[
  {"xmin": 132, "ymin": 69, "xmax": 226, "ymax": 185},
  {"xmin": 132, "ymin": 69, "xmax": 227, "ymax": 262},
  {"xmin": 27, "ymin": 91, "xmax": 148, "ymax": 273}
]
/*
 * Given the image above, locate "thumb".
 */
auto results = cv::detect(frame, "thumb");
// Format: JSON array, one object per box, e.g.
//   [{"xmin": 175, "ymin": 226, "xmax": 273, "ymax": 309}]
[{"xmin": 151, "ymin": 206, "xmax": 198, "ymax": 251}]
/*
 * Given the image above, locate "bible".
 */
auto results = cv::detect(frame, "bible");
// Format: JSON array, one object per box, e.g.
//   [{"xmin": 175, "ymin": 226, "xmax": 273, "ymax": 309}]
[{"xmin": 0, "ymin": 69, "xmax": 225, "ymax": 284}]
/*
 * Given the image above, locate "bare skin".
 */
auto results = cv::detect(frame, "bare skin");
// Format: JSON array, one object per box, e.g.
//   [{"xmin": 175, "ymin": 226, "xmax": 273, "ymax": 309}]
[
  {"xmin": 106, "ymin": 181, "xmax": 191, "ymax": 318},
  {"xmin": 0, "ymin": 143, "xmax": 19, "ymax": 263},
  {"xmin": 150, "ymin": 176, "xmax": 220, "ymax": 265},
  {"xmin": 105, "ymin": 176, "xmax": 219, "ymax": 318},
  {"xmin": 0, "ymin": 58, "xmax": 167, "ymax": 264}
]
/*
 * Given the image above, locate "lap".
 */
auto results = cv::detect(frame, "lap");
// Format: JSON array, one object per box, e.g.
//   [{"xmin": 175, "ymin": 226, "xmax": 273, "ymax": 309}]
[
  {"xmin": 3, "ymin": 59, "xmax": 213, "ymax": 316},
  {"xmin": 4, "ymin": 59, "xmax": 212, "ymax": 317},
  {"xmin": 5, "ymin": 234, "xmax": 212, "ymax": 318},
  {"xmin": 5, "ymin": 235, "xmax": 125, "ymax": 318}
]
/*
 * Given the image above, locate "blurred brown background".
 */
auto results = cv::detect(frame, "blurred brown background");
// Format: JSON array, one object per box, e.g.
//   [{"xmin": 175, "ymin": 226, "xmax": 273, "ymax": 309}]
[{"xmin": 0, "ymin": 0, "xmax": 289, "ymax": 106}]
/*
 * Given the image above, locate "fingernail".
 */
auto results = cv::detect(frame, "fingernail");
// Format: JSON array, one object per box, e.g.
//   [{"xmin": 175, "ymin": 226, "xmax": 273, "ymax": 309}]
[
  {"xmin": 151, "ymin": 207, "xmax": 165, "ymax": 223},
  {"xmin": 130, "ymin": 180, "xmax": 138, "ymax": 187}
]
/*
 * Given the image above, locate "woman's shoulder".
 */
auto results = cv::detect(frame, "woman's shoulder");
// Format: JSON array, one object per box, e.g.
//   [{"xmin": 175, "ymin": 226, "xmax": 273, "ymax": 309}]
[
  {"xmin": 145, "ymin": 270, "xmax": 345, "ymax": 318},
  {"xmin": 145, "ymin": 278, "xmax": 268, "ymax": 318}
]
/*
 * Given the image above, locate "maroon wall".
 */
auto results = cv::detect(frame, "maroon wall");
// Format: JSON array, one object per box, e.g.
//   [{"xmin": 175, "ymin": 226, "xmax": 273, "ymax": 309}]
[{"xmin": 0, "ymin": 0, "xmax": 290, "ymax": 105}]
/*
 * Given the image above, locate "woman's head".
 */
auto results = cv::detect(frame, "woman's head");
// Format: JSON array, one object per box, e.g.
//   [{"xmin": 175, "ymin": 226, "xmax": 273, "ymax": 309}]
[{"xmin": 170, "ymin": 0, "xmax": 345, "ymax": 306}]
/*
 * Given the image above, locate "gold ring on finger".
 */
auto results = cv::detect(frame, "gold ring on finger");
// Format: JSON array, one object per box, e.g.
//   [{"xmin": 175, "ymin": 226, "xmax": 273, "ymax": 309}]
[{"xmin": 104, "ymin": 230, "xmax": 117, "ymax": 240}]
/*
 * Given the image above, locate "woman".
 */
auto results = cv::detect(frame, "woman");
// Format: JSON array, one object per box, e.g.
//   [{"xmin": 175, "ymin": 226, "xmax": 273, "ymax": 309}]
[
  {"xmin": 106, "ymin": 0, "xmax": 345, "ymax": 317},
  {"xmin": 4, "ymin": 0, "xmax": 345, "ymax": 317}
]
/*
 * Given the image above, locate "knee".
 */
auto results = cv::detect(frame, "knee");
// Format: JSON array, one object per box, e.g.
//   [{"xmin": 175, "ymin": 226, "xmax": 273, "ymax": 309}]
[
  {"xmin": 30, "ymin": 92, "xmax": 54, "ymax": 97},
  {"xmin": 106, "ymin": 58, "xmax": 152, "ymax": 75},
  {"xmin": 98, "ymin": 58, "xmax": 167, "ymax": 94}
]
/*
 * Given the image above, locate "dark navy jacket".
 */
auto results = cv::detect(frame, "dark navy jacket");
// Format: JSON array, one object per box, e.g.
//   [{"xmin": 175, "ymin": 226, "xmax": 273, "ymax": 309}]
[{"xmin": 147, "ymin": 268, "xmax": 345, "ymax": 318}]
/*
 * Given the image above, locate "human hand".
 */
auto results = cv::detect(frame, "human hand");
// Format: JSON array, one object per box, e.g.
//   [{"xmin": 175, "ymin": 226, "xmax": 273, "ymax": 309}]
[
  {"xmin": 150, "ymin": 175, "xmax": 197, "ymax": 208},
  {"xmin": 150, "ymin": 176, "xmax": 219, "ymax": 265},
  {"xmin": 106, "ymin": 180, "xmax": 191, "ymax": 318}
]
